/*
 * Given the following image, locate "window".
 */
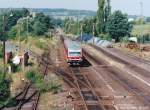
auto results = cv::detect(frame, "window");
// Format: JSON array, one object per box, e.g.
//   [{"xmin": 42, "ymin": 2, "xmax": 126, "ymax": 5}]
[{"xmin": 69, "ymin": 52, "xmax": 81, "ymax": 57}]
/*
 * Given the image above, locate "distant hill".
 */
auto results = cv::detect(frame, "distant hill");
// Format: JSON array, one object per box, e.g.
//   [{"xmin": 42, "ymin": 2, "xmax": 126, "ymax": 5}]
[
  {"xmin": 31, "ymin": 8, "xmax": 96, "ymax": 20},
  {"xmin": 1, "ymin": 8, "xmax": 148, "ymax": 21},
  {"xmin": 0, "ymin": 8, "xmax": 96, "ymax": 20}
]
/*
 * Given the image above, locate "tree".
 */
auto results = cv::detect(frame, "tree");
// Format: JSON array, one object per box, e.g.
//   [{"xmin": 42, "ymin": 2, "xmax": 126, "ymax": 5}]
[
  {"xmin": 6, "ymin": 8, "xmax": 30, "ymax": 31},
  {"xmin": 8, "ymin": 26, "xmax": 17, "ymax": 39},
  {"xmin": 106, "ymin": 11, "xmax": 132, "ymax": 42},
  {"xmin": 63, "ymin": 18, "xmax": 78, "ymax": 34},
  {"xmin": 33, "ymin": 21, "xmax": 47, "ymax": 35},
  {"xmin": 0, "ymin": 8, "xmax": 30, "ymax": 40},
  {"xmin": 32, "ymin": 13, "xmax": 53, "ymax": 36},
  {"xmin": 0, "ymin": 73, "xmax": 10, "ymax": 108},
  {"xmin": 146, "ymin": 17, "xmax": 150, "ymax": 22},
  {"xmin": 97, "ymin": 0, "xmax": 105, "ymax": 34},
  {"xmin": 104, "ymin": 0, "xmax": 111, "ymax": 23},
  {"xmin": 82, "ymin": 17, "xmax": 97, "ymax": 35},
  {"xmin": 97, "ymin": 0, "xmax": 111, "ymax": 34}
]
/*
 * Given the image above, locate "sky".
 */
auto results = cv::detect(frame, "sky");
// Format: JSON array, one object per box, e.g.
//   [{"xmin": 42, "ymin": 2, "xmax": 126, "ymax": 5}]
[{"xmin": 0, "ymin": 0, "xmax": 149, "ymax": 16}]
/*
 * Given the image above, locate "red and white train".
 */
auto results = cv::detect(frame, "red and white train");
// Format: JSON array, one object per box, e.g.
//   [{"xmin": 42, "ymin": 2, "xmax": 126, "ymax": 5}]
[{"xmin": 64, "ymin": 39, "xmax": 83, "ymax": 65}]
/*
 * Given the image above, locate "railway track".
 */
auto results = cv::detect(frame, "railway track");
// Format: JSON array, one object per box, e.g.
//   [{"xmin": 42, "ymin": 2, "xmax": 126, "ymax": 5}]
[
  {"xmin": 56, "ymin": 38, "xmax": 115, "ymax": 110},
  {"xmin": 70, "ymin": 67, "xmax": 106, "ymax": 110},
  {"xmin": 83, "ymin": 45, "xmax": 150, "ymax": 109},
  {"xmin": 15, "ymin": 84, "xmax": 39, "ymax": 110},
  {"xmin": 54, "ymin": 66, "xmax": 113, "ymax": 110},
  {"xmin": 9, "ymin": 50, "xmax": 51, "ymax": 110},
  {"xmin": 90, "ymin": 45, "xmax": 150, "ymax": 76}
]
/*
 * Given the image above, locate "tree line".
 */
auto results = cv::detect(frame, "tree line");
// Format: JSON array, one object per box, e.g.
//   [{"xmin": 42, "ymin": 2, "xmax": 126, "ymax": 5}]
[
  {"xmin": 64, "ymin": 0, "xmax": 133, "ymax": 42},
  {"xmin": 0, "ymin": 8, "xmax": 55, "ymax": 41}
]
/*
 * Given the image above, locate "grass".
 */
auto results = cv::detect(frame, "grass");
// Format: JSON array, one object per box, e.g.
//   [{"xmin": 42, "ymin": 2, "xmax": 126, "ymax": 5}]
[
  {"xmin": 26, "ymin": 70, "xmax": 61, "ymax": 93},
  {"xmin": 0, "ymin": 69, "xmax": 11, "ymax": 108},
  {"xmin": 131, "ymin": 23, "xmax": 150, "ymax": 36}
]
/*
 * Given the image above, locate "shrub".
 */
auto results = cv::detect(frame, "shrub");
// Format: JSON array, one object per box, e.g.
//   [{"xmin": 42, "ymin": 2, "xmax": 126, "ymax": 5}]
[
  {"xmin": 99, "ymin": 34, "xmax": 112, "ymax": 41},
  {"xmin": 121, "ymin": 36, "xmax": 129, "ymax": 43},
  {"xmin": 35, "ymin": 40, "xmax": 45, "ymax": 49},
  {"xmin": 10, "ymin": 63, "xmax": 21, "ymax": 73},
  {"xmin": 0, "ymin": 79, "xmax": 10, "ymax": 108},
  {"xmin": 0, "ymin": 45, "xmax": 3, "ymax": 58},
  {"xmin": 26, "ymin": 70, "xmax": 42, "ymax": 83},
  {"xmin": 25, "ymin": 70, "xmax": 61, "ymax": 93}
]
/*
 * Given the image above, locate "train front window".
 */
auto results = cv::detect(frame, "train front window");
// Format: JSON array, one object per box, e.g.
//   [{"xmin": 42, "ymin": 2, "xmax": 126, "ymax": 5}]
[{"xmin": 69, "ymin": 52, "xmax": 81, "ymax": 57}]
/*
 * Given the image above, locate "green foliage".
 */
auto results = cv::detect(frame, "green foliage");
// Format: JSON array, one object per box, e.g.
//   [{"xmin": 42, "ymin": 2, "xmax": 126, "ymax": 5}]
[
  {"xmin": 35, "ymin": 40, "xmax": 45, "ymax": 49},
  {"xmin": 82, "ymin": 18, "xmax": 96, "ymax": 34},
  {"xmin": 63, "ymin": 0, "xmax": 111, "ymax": 36},
  {"xmin": 64, "ymin": 18, "xmax": 79, "ymax": 35},
  {"xmin": 106, "ymin": 10, "xmax": 132, "ymax": 42},
  {"xmin": 26, "ymin": 70, "xmax": 61, "ymax": 93},
  {"xmin": 104, "ymin": 0, "xmax": 111, "ymax": 23},
  {"xmin": 32, "ymin": 13, "xmax": 53, "ymax": 36},
  {"xmin": 63, "ymin": 17, "xmax": 98, "ymax": 36},
  {"xmin": 0, "ymin": 9, "xmax": 30, "ymax": 41},
  {"xmin": 120, "ymin": 36, "xmax": 129, "ymax": 43},
  {"xmin": 0, "ymin": 80, "xmax": 10, "ymax": 100},
  {"xmin": 33, "ymin": 21, "xmax": 47, "ymax": 35},
  {"xmin": 10, "ymin": 63, "xmax": 21, "ymax": 73},
  {"xmin": 0, "ymin": 69, "xmax": 10, "ymax": 108},
  {"xmin": 131, "ymin": 24, "xmax": 150, "ymax": 36},
  {"xmin": 6, "ymin": 8, "xmax": 29, "ymax": 31},
  {"xmin": 8, "ymin": 26, "xmax": 17, "ymax": 39},
  {"xmin": 0, "ymin": 44, "xmax": 3, "ymax": 58},
  {"xmin": 135, "ymin": 18, "xmax": 145, "ymax": 25},
  {"xmin": 99, "ymin": 33, "xmax": 112, "ymax": 41},
  {"xmin": 146, "ymin": 17, "xmax": 150, "ymax": 22},
  {"xmin": 1, "ymin": 9, "xmax": 54, "ymax": 40},
  {"xmin": 97, "ymin": 0, "xmax": 105, "ymax": 34},
  {"xmin": 51, "ymin": 18, "xmax": 64, "ymax": 27},
  {"xmin": 26, "ymin": 70, "xmax": 41, "ymax": 83}
]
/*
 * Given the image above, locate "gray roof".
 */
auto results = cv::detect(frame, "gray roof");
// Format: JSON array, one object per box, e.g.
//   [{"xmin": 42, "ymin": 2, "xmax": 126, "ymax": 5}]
[{"xmin": 64, "ymin": 40, "xmax": 81, "ymax": 51}]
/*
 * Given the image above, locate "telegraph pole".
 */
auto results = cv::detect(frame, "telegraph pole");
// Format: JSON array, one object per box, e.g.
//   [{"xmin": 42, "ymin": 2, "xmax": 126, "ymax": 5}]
[
  {"xmin": 80, "ymin": 24, "xmax": 83, "ymax": 43},
  {"xmin": 92, "ymin": 23, "xmax": 95, "ymax": 44},
  {"xmin": 2, "ymin": 12, "xmax": 13, "ymax": 79},
  {"xmin": 140, "ymin": 2, "xmax": 143, "ymax": 52},
  {"xmin": 2, "ymin": 15, "xmax": 6, "ymax": 79}
]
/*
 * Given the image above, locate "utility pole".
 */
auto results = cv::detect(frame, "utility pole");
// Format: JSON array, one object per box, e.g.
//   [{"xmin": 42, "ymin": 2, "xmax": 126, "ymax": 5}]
[
  {"xmin": 2, "ymin": 12, "xmax": 13, "ymax": 79},
  {"xmin": 2, "ymin": 15, "xmax": 6, "ymax": 79},
  {"xmin": 26, "ymin": 16, "xmax": 29, "ymax": 71},
  {"xmin": 80, "ymin": 24, "xmax": 83, "ymax": 43},
  {"xmin": 140, "ymin": 2, "xmax": 143, "ymax": 52},
  {"xmin": 92, "ymin": 23, "xmax": 95, "ymax": 44},
  {"xmin": 76, "ymin": 16, "xmax": 79, "ymax": 36}
]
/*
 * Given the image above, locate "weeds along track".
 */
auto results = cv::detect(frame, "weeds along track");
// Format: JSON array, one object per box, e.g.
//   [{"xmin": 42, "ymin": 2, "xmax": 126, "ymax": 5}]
[{"xmin": 12, "ymin": 50, "xmax": 51, "ymax": 110}]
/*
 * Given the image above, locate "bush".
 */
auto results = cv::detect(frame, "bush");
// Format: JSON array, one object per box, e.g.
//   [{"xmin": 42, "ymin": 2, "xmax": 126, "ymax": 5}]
[
  {"xmin": 43, "ymin": 74, "xmax": 62, "ymax": 94},
  {"xmin": 121, "ymin": 36, "xmax": 129, "ymax": 43},
  {"xmin": 35, "ymin": 40, "xmax": 45, "ymax": 49},
  {"xmin": 0, "ymin": 79, "xmax": 10, "ymax": 108},
  {"xmin": 26, "ymin": 70, "xmax": 61, "ymax": 93},
  {"xmin": 0, "ymin": 45, "xmax": 3, "ymax": 58},
  {"xmin": 26, "ymin": 70, "xmax": 42, "ymax": 83},
  {"xmin": 106, "ymin": 10, "xmax": 132, "ymax": 42},
  {"xmin": 10, "ymin": 63, "xmax": 21, "ymax": 73},
  {"xmin": 99, "ymin": 34, "xmax": 112, "ymax": 41},
  {"xmin": 0, "ymin": 81, "xmax": 10, "ymax": 97}
]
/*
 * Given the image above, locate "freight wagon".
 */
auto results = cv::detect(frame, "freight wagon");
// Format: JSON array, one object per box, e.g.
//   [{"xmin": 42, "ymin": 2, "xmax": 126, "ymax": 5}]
[{"xmin": 64, "ymin": 39, "xmax": 83, "ymax": 65}]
